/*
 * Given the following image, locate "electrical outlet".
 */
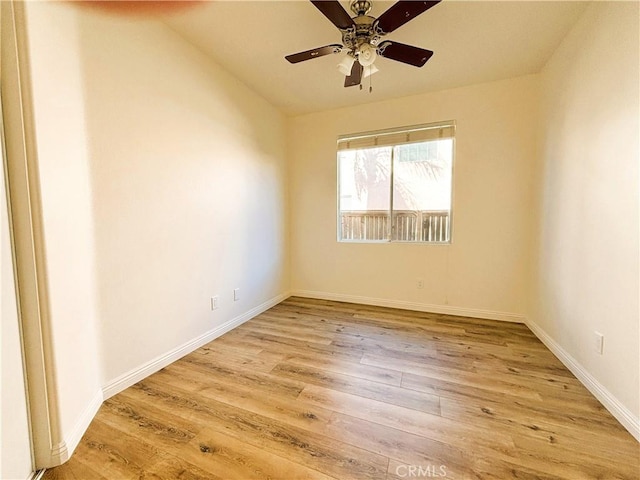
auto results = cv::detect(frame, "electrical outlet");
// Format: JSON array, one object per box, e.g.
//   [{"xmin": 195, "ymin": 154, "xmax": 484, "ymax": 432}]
[
  {"xmin": 417, "ymin": 278, "xmax": 424, "ymax": 289},
  {"xmin": 210, "ymin": 296, "xmax": 219, "ymax": 310},
  {"xmin": 594, "ymin": 331, "xmax": 604, "ymax": 355},
  {"xmin": 233, "ymin": 288, "xmax": 240, "ymax": 301}
]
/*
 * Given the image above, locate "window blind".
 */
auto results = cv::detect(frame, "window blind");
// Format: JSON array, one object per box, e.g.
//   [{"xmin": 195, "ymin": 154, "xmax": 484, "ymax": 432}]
[{"xmin": 337, "ymin": 121, "xmax": 455, "ymax": 151}]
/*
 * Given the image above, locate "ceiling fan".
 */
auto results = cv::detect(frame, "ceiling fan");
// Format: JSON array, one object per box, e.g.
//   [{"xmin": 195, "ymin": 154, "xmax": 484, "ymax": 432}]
[{"xmin": 285, "ymin": 0, "xmax": 441, "ymax": 88}]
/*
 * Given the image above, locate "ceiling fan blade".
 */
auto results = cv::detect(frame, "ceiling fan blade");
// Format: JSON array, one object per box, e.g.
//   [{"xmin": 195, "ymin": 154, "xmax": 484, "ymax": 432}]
[
  {"xmin": 285, "ymin": 44, "xmax": 343, "ymax": 64},
  {"xmin": 375, "ymin": 1, "xmax": 440, "ymax": 34},
  {"xmin": 310, "ymin": 0, "xmax": 355, "ymax": 30},
  {"xmin": 378, "ymin": 41, "xmax": 433, "ymax": 67},
  {"xmin": 344, "ymin": 61, "xmax": 363, "ymax": 87}
]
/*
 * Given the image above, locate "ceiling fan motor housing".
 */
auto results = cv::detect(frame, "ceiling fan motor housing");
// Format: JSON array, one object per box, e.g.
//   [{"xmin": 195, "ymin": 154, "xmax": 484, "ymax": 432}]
[{"xmin": 342, "ymin": 15, "xmax": 380, "ymax": 51}]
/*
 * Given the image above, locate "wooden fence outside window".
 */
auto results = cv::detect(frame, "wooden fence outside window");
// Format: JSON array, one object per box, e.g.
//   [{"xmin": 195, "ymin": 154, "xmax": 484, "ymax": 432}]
[{"xmin": 340, "ymin": 210, "xmax": 450, "ymax": 242}]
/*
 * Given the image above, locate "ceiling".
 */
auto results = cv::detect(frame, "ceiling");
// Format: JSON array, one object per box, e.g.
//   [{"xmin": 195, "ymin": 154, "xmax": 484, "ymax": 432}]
[{"xmin": 162, "ymin": 1, "xmax": 589, "ymax": 116}]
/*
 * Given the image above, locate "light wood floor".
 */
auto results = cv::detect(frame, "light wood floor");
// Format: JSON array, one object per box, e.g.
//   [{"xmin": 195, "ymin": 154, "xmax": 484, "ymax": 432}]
[{"xmin": 44, "ymin": 297, "xmax": 639, "ymax": 480}]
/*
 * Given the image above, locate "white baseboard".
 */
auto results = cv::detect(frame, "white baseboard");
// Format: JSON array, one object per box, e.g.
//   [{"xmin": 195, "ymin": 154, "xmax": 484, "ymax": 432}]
[
  {"xmin": 101, "ymin": 292, "xmax": 289, "ymax": 400},
  {"xmin": 39, "ymin": 292, "xmax": 289, "ymax": 470},
  {"xmin": 29, "ymin": 469, "xmax": 45, "ymax": 480},
  {"xmin": 526, "ymin": 318, "xmax": 640, "ymax": 442},
  {"xmin": 290, "ymin": 290, "xmax": 525, "ymax": 323},
  {"xmin": 48, "ymin": 388, "xmax": 103, "ymax": 465}
]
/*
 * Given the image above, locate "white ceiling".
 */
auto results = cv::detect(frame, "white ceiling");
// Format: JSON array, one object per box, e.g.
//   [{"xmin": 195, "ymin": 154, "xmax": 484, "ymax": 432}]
[{"xmin": 162, "ymin": 1, "xmax": 589, "ymax": 116}]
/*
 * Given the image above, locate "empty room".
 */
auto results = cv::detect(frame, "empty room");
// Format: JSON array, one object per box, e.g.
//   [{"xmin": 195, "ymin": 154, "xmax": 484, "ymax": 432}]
[{"xmin": 1, "ymin": 0, "xmax": 638, "ymax": 479}]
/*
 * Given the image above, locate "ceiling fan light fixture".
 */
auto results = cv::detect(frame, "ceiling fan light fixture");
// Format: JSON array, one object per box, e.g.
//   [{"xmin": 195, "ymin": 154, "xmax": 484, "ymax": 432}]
[
  {"xmin": 357, "ymin": 43, "xmax": 377, "ymax": 67},
  {"xmin": 337, "ymin": 54, "xmax": 356, "ymax": 76},
  {"xmin": 285, "ymin": 0, "xmax": 442, "ymax": 88}
]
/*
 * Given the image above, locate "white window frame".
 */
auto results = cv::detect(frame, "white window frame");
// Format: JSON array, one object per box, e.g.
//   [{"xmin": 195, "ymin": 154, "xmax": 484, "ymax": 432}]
[{"xmin": 336, "ymin": 121, "xmax": 456, "ymax": 244}]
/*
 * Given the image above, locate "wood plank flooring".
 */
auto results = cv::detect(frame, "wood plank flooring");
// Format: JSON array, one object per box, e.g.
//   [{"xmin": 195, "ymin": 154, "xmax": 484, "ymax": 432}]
[{"xmin": 43, "ymin": 297, "xmax": 639, "ymax": 480}]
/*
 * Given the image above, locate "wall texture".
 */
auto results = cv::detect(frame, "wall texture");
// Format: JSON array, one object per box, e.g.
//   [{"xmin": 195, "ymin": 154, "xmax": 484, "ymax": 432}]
[
  {"xmin": 531, "ymin": 1, "xmax": 639, "ymax": 436},
  {"xmin": 288, "ymin": 75, "xmax": 539, "ymax": 320},
  {"xmin": 74, "ymin": 7, "xmax": 289, "ymax": 385},
  {"xmin": 24, "ymin": 4, "xmax": 104, "ymax": 456},
  {"xmin": 20, "ymin": 0, "xmax": 289, "ymax": 465}
]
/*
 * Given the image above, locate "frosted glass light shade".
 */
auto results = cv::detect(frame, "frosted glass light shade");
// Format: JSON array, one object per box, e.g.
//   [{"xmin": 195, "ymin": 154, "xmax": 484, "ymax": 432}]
[
  {"xmin": 337, "ymin": 55, "xmax": 355, "ymax": 75},
  {"xmin": 357, "ymin": 43, "xmax": 377, "ymax": 67}
]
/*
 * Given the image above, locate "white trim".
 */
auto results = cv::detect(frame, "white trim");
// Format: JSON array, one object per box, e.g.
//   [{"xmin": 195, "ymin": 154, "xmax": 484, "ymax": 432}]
[
  {"xmin": 101, "ymin": 292, "xmax": 290, "ymax": 399},
  {"xmin": 3, "ymin": 1, "xmax": 67, "ymax": 468},
  {"xmin": 290, "ymin": 290, "xmax": 525, "ymax": 323},
  {"xmin": 526, "ymin": 318, "xmax": 640, "ymax": 442},
  {"xmin": 28, "ymin": 469, "xmax": 45, "ymax": 480},
  {"xmin": 47, "ymin": 389, "xmax": 103, "ymax": 465}
]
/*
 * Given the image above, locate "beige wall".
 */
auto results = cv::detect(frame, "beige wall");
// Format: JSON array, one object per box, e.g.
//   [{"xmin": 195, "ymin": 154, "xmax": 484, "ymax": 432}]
[
  {"xmin": 24, "ymin": 3, "xmax": 104, "ymax": 451},
  {"xmin": 73, "ymin": 6, "xmax": 289, "ymax": 384},
  {"xmin": 20, "ymin": 0, "xmax": 289, "ymax": 464},
  {"xmin": 288, "ymin": 75, "xmax": 539, "ymax": 319},
  {"xmin": 531, "ymin": 1, "xmax": 639, "ymax": 433}
]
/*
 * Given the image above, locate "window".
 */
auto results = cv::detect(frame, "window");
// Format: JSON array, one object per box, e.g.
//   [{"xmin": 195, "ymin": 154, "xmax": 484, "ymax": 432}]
[{"xmin": 338, "ymin": 121, "xmax": 455, "ymax": 243}]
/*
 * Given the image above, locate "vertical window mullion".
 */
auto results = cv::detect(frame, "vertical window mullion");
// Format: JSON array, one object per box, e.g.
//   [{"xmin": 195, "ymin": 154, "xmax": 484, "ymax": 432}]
[{"xmin": 389, "ymin": 146, "xmax": 395, "ymax": 242}]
